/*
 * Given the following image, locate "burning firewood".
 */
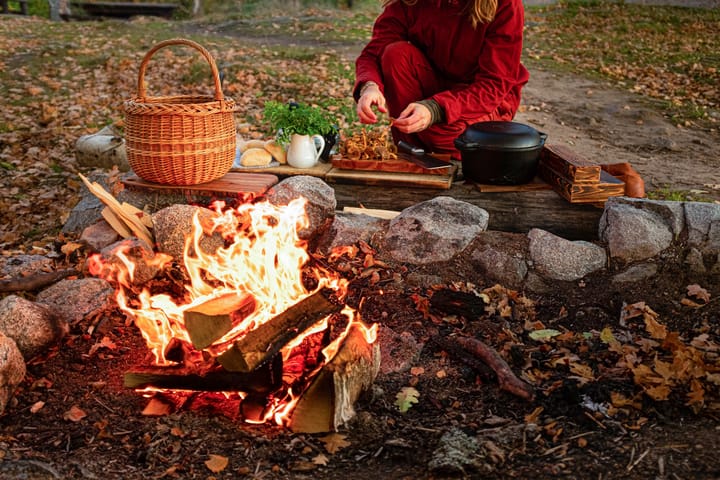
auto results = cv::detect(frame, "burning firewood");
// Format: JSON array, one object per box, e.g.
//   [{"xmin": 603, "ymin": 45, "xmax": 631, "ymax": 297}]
[
  {"xmin": 289, "ymin": 322, "xmax": 380, "ymax": 433},
  {"xmin": 124, "ymin": 355, "xmax": 282, "ymax": 394},
  {"xmin": 217, "ymin": 289, "xmax": 343, "ymax": 373},
  {"xmin": 183, "ymin": 292, "xmax": 257, "ymax": 349}
]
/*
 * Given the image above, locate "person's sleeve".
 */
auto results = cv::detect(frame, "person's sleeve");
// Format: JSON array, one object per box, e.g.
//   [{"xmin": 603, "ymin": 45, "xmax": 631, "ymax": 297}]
[
  {"xmin": 353, "ymin": 4, "xmax": 408, "ymax": 102},
  {"xmin": 431, "ymin": 0, "xmax": 528, "ymax": 124}
]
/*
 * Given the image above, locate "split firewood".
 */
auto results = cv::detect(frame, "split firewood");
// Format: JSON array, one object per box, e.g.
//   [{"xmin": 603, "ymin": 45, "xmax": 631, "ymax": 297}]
[
  {"xmin": 289, "ymin": 322, "xmax": 380, "ymax": 433},
  {"xmin": 217, "ymin": 289, "xmax": 343, "ymax": 373},
  {"xmin": 101, "ymin": 206, "xmax": 133, "ymax": 238},
  {"xmin": 0, "ymin": 268, "xmax": 79, "ymax": 293},
  {"xmin": 79, "ymin": 173, "xmax": 154, "ymax": 246},
  {"xmin": 342, "ymin": 206, "xmax": 400, "ymax": 219},
  {"xmin": 183, "ymin": 292, "xmax": 257, "ymax": 350},
  {"xmin": 442, "ymin": 335, "xmax": 534, "ymax": 401}
]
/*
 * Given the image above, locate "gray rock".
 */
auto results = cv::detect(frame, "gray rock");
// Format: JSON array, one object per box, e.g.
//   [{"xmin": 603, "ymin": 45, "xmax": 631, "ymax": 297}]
[
  {"xmin": 62, "ymin": 171, "xmax": 108, "ymax": 235},
  {"xmin": 384, "ymin": 196, "xmax": 489, "ymax": 265},
  {"xmin": 605, "ymin": 197, "xmax": 685, "ymax": 238},
  {"xmin": 528, "ymin": 228, "xmax": 606, "ymax": 281},
  {"xmin": 612, "ymin": 263, "xmax": 659, "ymax": 284},
  {"xmin": 0, "ymin": 255, "xmax": 54, "ymax": 278},
  {"xmin": 684, "ymin": 201, "xmax": 720, "ymax": 255},
  {"xmin": 0, "ymin": 295, "xmax": 67, "ymax": 361},
  {"xmin": 80, "ymin": 220, "xmax": 120, "ymax": 251},
  {"xmin": 0, "ymin": 333, "xmax": 26, "ymax": 415},
  {"xmin": 95, "ymin": 238, "xmax": 162, "ymax": 285},
  {"xmin": 599, "ymin": 203, "xmax": 674, "ymax": 263},
  {"xmin": 376, "ymin": 327, "xmax": 422, "ymax": 376},
  {"xmin": 316, "ymin": 212, "xmax": 387, "ymax": 254},
  {"xmin": 684, "ymin": 247, "xmax": 707, "ymax": 274},
  {"xmin": 152, "ymin": 204, "xmax": 225, "ymax": 262},
  {"xmin": 265, "ymin": 176, "xmax": 336, "ymax": 241},
  {"xmin": 428, "ymin": 428, "xmax": 479, "ymax": 476},
  {"xmin": 36, "ymin": 277, "xmax": 115, "ymax": 325},
  {"xmin": 469, "ymin": 231, "xmax": 528, "ymax": 288}
]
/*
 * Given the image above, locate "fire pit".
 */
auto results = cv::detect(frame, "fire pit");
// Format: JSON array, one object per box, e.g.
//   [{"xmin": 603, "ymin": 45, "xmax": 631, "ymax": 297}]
[{"xmin": 88, "ymin": 198, "xmax": 379, "ymax": 433}]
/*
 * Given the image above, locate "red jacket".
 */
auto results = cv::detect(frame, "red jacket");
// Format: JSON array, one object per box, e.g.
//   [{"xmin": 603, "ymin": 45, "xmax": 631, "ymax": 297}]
[{"xmin": 355, "ymin": 0, "xmax": 529, "ymax": 125}]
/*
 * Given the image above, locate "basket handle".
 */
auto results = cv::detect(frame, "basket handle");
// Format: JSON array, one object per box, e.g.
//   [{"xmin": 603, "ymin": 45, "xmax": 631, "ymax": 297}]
[{"xmin": 136, "ymin": 38, "xmax": 225, "ymax": 103}]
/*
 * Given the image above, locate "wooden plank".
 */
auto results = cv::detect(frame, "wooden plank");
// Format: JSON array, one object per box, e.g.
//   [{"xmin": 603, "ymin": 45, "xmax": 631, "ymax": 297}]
[
  {"xmin": 539, "ymin": 144, "xmax": 602, "ymax": 184},
  {"xmin": 331, "ymin": 155, "xmax": 452, "ymax": 176},
  {"xmin": 538, "ymin": 164, "xmax": 625, "ymax": 204},
  {"xmin": 473, "ymin": 176, "xmax": 552, "ymax": 193},
  {"xmin": 332, "ymin": 182, "xmax": 604, "ymax": 241},
  {"xmin": 122, "ymin": 172, "xmax": 278, "ymax": 197},
  {"xmin": 342, "ymin": 207, "xmax": 400, "ymax": 219},
  {"xmin": 325, "ymin": 166, "xmax": 456, "ymax": 190},
  {"xmin": 232, "ymin": 161, "xmax": 332, "ymax": 178}
]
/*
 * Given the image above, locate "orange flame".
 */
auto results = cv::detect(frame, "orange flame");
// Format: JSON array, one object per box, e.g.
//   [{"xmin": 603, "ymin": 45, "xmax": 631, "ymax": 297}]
[{"xmin": 92, "ymin": 197, "xmax": 376, "ymax": 424}]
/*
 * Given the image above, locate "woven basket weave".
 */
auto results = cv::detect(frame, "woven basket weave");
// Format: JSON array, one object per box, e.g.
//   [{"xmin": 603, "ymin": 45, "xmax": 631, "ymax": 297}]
[{"xmin": 124, "ymin": 38, "xmax": 236, "ymax": 186}]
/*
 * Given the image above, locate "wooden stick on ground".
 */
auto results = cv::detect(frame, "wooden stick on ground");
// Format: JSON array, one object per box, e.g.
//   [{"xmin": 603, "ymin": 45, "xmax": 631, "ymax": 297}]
[
  {"xmin": 450, "ymin": 335, "xmax": 535, "ymax": 401},
  {"xmin": 0, "ymin": 268, "xmax": 79, "ymax": 293}
]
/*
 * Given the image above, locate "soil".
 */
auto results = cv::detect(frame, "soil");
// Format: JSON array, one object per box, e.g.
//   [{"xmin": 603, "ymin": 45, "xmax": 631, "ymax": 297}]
[{"xmin": 1, "ymin": 7, "xmax": 720, "ymax": 480}]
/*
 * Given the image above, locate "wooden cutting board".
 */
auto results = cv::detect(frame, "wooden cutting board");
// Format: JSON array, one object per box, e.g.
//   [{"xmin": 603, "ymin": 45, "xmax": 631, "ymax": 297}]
[
  {"xmin": 123, "ymin": 172, "xmax": 279, "ymax": 197},
  {"xmin": 325, "ymin": 166, "xmax": 456, "ymax": 189},
  {"xmin": 231, "ymin": 162, "xmax": 333, "ymax": 178}
]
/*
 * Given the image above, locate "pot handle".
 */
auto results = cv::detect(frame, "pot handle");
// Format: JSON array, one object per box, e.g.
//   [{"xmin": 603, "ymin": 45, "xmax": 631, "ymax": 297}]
[{"xmin": 538, "ymin": 132, "xmax": 548, "ymax": 146}]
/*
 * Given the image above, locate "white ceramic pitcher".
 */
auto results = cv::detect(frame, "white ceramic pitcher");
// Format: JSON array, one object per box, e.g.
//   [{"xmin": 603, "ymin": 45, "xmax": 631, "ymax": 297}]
[{"xmin": 287, "ymin": 133, "xmax": 325, "ymax": 169}]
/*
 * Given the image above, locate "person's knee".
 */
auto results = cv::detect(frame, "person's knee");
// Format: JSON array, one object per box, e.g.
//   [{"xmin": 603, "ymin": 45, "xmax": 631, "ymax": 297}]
[{"xmin": 380, "ymin": 41, "xmax": 419, "ymax": 74}]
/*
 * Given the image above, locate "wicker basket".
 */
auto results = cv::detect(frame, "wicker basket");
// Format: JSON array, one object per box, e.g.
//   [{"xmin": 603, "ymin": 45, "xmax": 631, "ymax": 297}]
[{"xmin": 124, "ymin": 38, "xmax": 236, "ymax": 186}]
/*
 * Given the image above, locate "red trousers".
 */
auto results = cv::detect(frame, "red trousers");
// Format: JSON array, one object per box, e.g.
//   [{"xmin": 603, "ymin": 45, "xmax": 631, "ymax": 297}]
[{"xmin": 380, "ymin": 41, "xmax": 515, "ymax": 159}]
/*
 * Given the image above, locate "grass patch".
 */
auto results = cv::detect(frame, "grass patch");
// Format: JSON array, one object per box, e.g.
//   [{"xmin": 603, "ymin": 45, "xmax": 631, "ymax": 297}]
[{"xmin": 523, "ymin": 1, "xmax": 720, "ymax": 126}]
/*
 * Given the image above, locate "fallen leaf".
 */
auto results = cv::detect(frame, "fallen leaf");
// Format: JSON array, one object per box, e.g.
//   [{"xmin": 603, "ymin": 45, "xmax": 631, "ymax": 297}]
[
  {"xmin": 319, "ymin": 433, "xmax": 351, "ymax": 454},
  {"xmin": 686, "ymin": 284, "xmax": 710, "ymax": 303},
  {"xmin": 395, "ymin": 386, "xmax": 419, "ymax": 413},
  {"xmin": 205, "ymin": 454, "xmax": 228, "ymax": 473},
  {"xmin": 600, "ymin": 327, "xmax": 615, "ymax": 344},
  {"xmin": 63, "ymin": 405, "xmax": 87, "ymax": 422},
  {"xmin": 410, "ymin": 366, "xmax": 425, "ymax": 376},
  {"xmin": 30, "ymin": 401, "xmax": 45, "ymax": 414},
  {"xmin": 529, "ymin": 329, "xmax": 561, "ymax": 341},
  {"xmin": 312, "ymin": 453, "xmax": 329, "ymax": 465}
]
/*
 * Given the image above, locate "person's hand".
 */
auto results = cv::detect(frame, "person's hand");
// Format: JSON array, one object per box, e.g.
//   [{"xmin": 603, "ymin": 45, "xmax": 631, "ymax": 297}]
[
  {"xmin": 392, "ymin": 103, "xmax": 431, "ymax": 133},
  {"xmin": 357, "ymin": 82, "xmax": 387, "ymax": 124}
]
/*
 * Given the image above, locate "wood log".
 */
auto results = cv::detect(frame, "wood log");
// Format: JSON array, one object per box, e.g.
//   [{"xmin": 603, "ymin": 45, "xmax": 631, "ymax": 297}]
[
  {"xmin": 539, "ymin": 143, "xmax": 602, "ymax": 184},
  {"xmin": 124, "ymin": 355, "xmax": 282, "ymax": 393},
  {"xmin": 332, "ymin": 182, "xmax": 604, "ymax": 241},
  {"xmin": 0, "ymin": 268, "xmax": 79, "ymax": 293},
  {"xmin": 289, "ymin": 323, "xmax": 380, "ymax": 433},
  {"xmin": 538, "ymin": 164, "xmax": 625, "ymax": 204},
  {"xmin": 217, "ymin": 289, "xmax": 343, "ymax": 373},
  {"xmin": 183, "ymin": 292, "xmax": 257, "ymax": 350}
]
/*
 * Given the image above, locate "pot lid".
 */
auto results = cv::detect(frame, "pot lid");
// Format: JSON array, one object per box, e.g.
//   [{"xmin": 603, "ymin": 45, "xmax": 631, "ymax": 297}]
[{"xmin": 456, "ymin": 121, "xmax": 544, "ymax": 150}]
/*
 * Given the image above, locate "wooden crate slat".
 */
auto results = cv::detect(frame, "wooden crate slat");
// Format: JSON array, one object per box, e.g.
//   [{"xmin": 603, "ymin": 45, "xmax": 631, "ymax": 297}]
[
  {"xmin": 538, "ymin": 164, "xmax": 624, "ymax": 204},
  {"xmin": 539, "ymin": 144, "xmax": 601, "ymax": 184}
]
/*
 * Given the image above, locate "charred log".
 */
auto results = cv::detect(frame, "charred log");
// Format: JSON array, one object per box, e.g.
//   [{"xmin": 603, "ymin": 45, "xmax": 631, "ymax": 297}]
[{"xmin": 0, "ymin": 268, "xmax": 79, "ymax": 293}]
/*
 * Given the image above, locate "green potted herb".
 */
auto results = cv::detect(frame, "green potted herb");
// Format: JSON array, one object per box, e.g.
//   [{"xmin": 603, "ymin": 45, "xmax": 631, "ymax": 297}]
[
  {"xmin": 263, "ymin": 101, "xmax": 334, "ymax": 145},
  {"xmin": 263, "ymin": 101, "xmax": 336, "ymax": 168}
]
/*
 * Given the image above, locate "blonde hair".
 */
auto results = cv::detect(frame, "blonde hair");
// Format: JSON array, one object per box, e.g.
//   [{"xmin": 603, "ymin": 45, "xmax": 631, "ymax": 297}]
[{"xmin": 382, "ymin": 0, "xmax": 498, "ymax": 28}]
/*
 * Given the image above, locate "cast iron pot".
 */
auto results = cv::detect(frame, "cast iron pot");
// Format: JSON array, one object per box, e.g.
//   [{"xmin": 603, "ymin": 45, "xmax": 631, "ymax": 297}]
[{"xmin": 454, "ymin": 121, "xmax": 547, "ymax": 185}]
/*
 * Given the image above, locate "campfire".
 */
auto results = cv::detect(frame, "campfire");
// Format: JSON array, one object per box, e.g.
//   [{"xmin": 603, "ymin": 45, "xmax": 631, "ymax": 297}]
[{"xmin": 87, "ymin": 197, "xmax": 379, "ymax": 433}]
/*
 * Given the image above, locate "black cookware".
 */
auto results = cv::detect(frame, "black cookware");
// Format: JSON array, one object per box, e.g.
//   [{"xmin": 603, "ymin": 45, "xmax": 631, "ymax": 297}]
[{"xmin": 454, "ymin": 121, "xmax": 547, "ymax": 185}]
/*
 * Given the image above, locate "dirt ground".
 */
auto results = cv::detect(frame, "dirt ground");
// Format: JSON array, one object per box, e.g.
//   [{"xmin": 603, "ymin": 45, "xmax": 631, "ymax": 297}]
[{"xmin": 1, "ymin": 6, "xmax": 719, "ymax": 480}]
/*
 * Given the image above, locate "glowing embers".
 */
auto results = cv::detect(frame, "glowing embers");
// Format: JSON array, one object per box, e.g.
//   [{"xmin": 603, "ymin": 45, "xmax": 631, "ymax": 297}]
[{"xmin": 89, "ymin": 198, "xmax": 378, "ymax": 432}]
